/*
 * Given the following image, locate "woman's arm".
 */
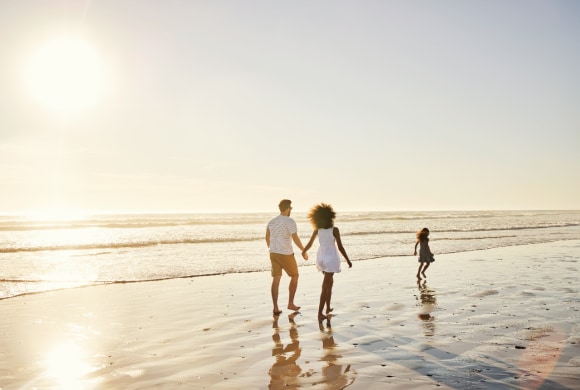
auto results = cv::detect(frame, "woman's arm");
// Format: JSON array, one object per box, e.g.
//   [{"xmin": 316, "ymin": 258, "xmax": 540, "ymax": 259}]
[
  {"xmin": 334, "ymin": 227, "xmax": 352, "ymax": 268},
  {"xmin": 302, "ymin": 230, "xmax": 318, "ymax": 253}
]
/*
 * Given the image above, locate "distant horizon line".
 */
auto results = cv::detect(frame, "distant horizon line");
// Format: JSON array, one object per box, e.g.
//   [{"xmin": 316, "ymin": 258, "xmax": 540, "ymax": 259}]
[{"xmin": 0, "ymin": 208, "xmax": 578, "ymax": 217}]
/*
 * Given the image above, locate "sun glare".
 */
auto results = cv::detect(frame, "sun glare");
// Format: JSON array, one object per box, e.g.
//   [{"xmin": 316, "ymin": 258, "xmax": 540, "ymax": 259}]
[
  {"xmin": 45, "ymin": 342, "xmax": 95, "ymax": 389},
  {"xmin": 26, "ymin": 36, "xmax": 103, "ymax": 116}
]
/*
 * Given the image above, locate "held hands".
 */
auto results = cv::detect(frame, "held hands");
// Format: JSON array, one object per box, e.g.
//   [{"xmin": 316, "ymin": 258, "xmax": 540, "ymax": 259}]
[{"xmin": 301, "ymin": 250, "xmax": 309, "ymax": 260}]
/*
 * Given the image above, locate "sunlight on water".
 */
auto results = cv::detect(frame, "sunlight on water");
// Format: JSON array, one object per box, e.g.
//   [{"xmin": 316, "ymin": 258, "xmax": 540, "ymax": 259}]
[{"xmin": 34, "ymin": 251, "xmax": 100, "ymax": 286}]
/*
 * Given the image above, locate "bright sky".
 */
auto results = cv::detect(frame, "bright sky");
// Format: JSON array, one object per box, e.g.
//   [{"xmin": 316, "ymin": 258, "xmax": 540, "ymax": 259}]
[{"xmin": 1, "ymin": 1, "xmax": 579, "ymax": 214}]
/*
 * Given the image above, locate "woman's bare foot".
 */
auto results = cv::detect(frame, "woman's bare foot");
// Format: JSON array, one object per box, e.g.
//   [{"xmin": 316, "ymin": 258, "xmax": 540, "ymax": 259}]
[
  {"xmin": 288, "ymin": 304, "xmax": 301, "ymax": 311},
  {"xmin": 318, "ymin": 313, "xmax": 327, "ymax": 321},
  {"xmin": 326, "ymin": 307, "xmax": 334, "ymax": 316}
]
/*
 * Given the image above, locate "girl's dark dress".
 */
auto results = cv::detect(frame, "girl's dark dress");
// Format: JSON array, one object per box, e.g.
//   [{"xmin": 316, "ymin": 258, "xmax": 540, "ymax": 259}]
[{"xmin": 418, "ymin": 239, "xmax": 434, "ymax": 263}]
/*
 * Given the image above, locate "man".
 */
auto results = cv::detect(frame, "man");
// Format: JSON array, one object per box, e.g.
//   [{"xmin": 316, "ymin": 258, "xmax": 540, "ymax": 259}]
[{"xmin": 266, "ymin": 199, "xmax": 308, "ymax": 315}]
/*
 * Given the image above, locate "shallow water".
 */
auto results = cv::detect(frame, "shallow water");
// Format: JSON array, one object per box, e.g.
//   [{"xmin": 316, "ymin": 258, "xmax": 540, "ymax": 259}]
[{"xmin": 1, "ymin": 210, "xmax": 579, "ymax": 299}]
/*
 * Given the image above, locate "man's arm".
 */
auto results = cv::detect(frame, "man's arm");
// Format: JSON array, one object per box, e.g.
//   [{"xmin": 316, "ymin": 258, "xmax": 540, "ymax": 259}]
[
  {"xmin": 291, "ymin": 232, "xmax": 305, "ymax": 252},
  {"xmin": 265, "ymin": 228, "xmax": 270, "ymax": 248},
  {"xmin": 292, "ymin": 232, "xmax": 308, "ymax": 260}
]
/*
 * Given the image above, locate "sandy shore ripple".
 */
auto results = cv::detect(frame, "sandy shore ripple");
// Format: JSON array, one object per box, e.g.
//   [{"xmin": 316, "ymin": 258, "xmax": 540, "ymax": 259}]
[{"xmin": 1, "ymin": 241, "xmax": 579, "ymax": 389}]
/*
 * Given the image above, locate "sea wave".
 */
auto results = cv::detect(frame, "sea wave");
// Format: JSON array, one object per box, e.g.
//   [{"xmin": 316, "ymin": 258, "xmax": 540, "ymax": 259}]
[
  {"xmin": 1, "ymin": 210, "xmax": 576, "ymax": 231},
  {"xmin": 347, "ymin": 223, "xmax": 579, "ymax": 236},
  {"xmin": 0, "ymin": 217, "xmax": 268, "ymax": 231},
  {"xmin": 1, "ymin": 222, "xmax": 578, "ymax": 253},
  {"xmin": 0, "ymin": 237, "xmax": 262, "ymax": 254}
]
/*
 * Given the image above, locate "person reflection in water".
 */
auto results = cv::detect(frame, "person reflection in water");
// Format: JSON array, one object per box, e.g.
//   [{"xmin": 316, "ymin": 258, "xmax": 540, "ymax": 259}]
[
  {"xmin": 317, "ymin": 319, "xmax": 355, "ymax": 387},
  {"xmin": 269, "ymin": 313, "xmax": 302, "ymax": 388},
  {"xmin": 416, "ymin": 280, "xmax": 437, "ymax": 337}
]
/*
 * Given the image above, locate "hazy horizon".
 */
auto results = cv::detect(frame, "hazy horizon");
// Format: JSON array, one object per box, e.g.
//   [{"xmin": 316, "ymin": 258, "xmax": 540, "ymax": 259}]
[{"xmin": 1, "ymin": 209, "xmax": 578, "ymax": 219}]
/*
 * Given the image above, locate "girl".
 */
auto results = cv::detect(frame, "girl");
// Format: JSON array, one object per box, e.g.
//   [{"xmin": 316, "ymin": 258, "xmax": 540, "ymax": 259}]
[
  {"xmin": 414, "ymin": 227, "xmax": 435, "ymax": 280},
  {"xmin": 302, "ymin": 203, "xmax": 352, "ymax": 321}
]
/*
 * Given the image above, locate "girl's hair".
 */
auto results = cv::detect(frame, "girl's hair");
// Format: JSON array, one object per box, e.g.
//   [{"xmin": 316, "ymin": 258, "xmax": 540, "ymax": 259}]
[
  {"xmin": 416, "ymin": 227, "xmax": 430, "ymax": 242},
  {"xmin": 307, "ymin": 203, "xmax": 336, "ymax": 229}
]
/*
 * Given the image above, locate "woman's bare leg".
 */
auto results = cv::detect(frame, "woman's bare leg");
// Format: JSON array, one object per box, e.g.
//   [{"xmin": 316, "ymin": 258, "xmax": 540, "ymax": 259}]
[
  {"xmin": 318, "ymin": 273, "xmax": 333, "ymax": 320},
  {"xmin": 325, "ymin": 273, "xmax": 334, "ymax": 315}
]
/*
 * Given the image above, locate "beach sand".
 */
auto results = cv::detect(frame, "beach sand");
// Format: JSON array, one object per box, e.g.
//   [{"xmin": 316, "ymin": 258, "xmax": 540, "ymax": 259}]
[{"xmin": 1, "ymin": 241, "xmax": 579, "ymax": 389}]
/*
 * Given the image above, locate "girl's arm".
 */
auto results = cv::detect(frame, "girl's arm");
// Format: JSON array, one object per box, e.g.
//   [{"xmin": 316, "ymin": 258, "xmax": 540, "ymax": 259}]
[
  {"xmin": 333, "ymin": 227, "xmax": 352, "ymax": 268},
  {"xmin": 413, "ymin": 241, "xmax": 419, "ymax": 255}
]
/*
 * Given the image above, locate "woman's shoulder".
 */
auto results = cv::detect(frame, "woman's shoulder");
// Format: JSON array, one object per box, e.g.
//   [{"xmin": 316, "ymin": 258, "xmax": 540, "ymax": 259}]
[{"xmin": 318, "ymin": 227, "xmax": 336, "ymax": 234}]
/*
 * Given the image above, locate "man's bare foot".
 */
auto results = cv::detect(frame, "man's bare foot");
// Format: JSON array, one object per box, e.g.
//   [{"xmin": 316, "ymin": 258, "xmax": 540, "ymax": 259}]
[
  {"xmin": 273, "ymin": 309, "xmax": 282, "ymax": 316},
  {"xmin": 288, "ymin": 305, "xmax": 301, "ymax": 311}
]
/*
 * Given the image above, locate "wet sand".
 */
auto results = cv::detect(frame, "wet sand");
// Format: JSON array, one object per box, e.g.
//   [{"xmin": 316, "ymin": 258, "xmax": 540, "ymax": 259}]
[{"xmin": 0, "ymin": 240, "xmax": 578, "ymax": 389}]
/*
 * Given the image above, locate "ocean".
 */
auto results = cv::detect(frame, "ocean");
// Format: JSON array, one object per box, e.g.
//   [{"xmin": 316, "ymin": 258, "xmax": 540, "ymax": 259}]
[{"xmin": 1, "ymin": 210, "xmax": 579, "ymax": 300}]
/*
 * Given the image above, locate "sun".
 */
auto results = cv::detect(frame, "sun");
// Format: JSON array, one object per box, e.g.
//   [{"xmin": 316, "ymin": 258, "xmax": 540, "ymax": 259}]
[{"xmin": 26, "ymin": 36, "xmax": 103, "ymax": 116}]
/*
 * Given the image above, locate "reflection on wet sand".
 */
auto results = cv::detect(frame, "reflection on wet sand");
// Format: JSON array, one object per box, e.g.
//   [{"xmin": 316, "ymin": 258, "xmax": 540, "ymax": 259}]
[
  {"xmin": 45, "ymin": 341, "xmax": 94, "ymax": 389},
  {"xmin": 269, "ymin": 313, "xmax": 302, "ymax": 389},
  {"xmin": 318, "ymin": 319, "xmax": 356, "ymax": 388},
  {"xmin": 416, "ymin": 280, "xmax": 437, "ymax": 336}
]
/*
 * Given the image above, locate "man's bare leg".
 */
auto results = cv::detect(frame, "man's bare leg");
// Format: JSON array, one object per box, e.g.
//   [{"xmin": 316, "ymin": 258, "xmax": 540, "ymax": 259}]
[
  {"xmin": 287, "ymin": 275, "xmax": 300, "ymax": 311},
  {"xmin": 272, "ymin": 275, "xmax": 282, "ymax": 315}
]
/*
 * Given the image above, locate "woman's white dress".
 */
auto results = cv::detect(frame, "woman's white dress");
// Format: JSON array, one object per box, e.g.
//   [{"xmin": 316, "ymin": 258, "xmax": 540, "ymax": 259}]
[{"xmin": 316, "ymin": 228, "xmax": 341, "ymax": 273}]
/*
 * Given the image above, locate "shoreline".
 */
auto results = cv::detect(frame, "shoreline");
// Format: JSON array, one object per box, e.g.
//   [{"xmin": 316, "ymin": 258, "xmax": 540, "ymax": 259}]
[
  {"xmin": 1, "ymin": 240, "xmax": 579, "ymax": 388},
  {"xmin": 1, "ymin": 238, "xmax": 576, "ymax": 302}
]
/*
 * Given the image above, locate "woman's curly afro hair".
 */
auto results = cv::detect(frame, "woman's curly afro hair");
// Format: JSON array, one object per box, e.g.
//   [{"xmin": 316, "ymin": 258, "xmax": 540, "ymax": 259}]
[{"xmin": 307, "ymin": 203, "xmax": 336, "ymax": 229}]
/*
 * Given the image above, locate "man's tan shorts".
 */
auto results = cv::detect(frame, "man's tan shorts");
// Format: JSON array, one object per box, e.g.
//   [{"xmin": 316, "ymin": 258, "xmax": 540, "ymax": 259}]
[{"xmin": 270, "ymin": 253, "xmax": 299, "ymax": 277}]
